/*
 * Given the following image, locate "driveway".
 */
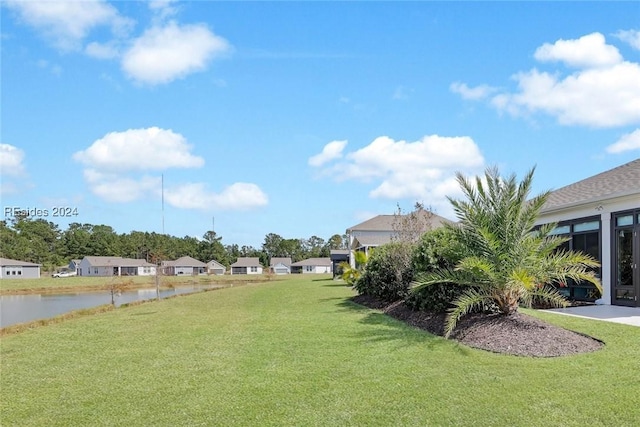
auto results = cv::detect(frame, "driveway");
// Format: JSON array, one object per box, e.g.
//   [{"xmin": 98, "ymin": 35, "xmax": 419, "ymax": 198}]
[{"xmin": 544, "ymin": 305, "xmax": 640, "ymax": 327}]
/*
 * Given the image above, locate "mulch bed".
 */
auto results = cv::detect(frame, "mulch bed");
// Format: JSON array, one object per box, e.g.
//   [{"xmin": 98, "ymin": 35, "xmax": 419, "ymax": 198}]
[{"xmin": 351, "ymin": 295, "xmax": 604, "ymax": 357}]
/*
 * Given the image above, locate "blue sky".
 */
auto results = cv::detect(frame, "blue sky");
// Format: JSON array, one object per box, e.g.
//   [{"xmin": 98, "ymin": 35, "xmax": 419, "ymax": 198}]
[{"xmin": 2, "ymin": 1, "xmax": 639, "ymax": 248}]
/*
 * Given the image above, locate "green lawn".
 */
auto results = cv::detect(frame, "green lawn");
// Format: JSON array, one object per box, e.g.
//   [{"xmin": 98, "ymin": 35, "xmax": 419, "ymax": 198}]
[{"xmin": 2, "ymin": 275, "xmax": 639, "ymax": 426}]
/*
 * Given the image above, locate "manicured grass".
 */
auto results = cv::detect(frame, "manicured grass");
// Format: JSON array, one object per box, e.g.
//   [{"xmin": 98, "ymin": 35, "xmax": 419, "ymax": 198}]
[
  {"xmin": 1, "ymin": 276, "xmax": 639, "ymax": 426},
  {"xmin": 0, "ymin": 273, "xmax": 273, "ymax": 294}
]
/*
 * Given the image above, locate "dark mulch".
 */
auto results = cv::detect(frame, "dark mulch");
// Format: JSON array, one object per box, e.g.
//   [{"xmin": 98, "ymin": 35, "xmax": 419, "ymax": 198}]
[{"xmin": 351, "ymin": 295, "xmax": 604, "ymax": 357}]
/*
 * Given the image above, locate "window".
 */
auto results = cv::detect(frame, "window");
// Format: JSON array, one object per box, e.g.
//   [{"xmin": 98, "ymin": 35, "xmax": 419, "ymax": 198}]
[
  {"xmin": 305, "ymin": 266, "xmax": 313, "ymax": 272},
  {"xmin": 94, "ymin": 268, "xmax": 98, "ymax": 274},
  {"xmin": 542, "ymin": 216, "xmax": 601, "ymax": 301},
  {"xmin": 250, "ymin": 266, "xmax": 257, "ymax": 272}
]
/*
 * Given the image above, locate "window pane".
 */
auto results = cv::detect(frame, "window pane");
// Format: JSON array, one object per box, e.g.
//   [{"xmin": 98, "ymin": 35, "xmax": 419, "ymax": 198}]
[
  {"xmin": 616, "ymin": 215, "xmax": 633, "ymax": 226},
  {"xmin": 550, "ymin": 225, "xmax": 570, "ymax": 235},
  {"xmin": 573, "ymin": 221, "xmax": 599, "ymax": 232}
]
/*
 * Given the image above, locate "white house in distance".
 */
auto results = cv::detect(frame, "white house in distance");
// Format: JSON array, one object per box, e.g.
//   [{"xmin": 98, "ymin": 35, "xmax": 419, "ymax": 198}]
[
  {"xmin": 346, "ymin": 210, "xmax": 452, "ymax": 267},
  {"xmin": 0, "ymin": 257, "xmax": 41, "ymax": 279},
  {"xmin": 78, "ymin": 256, "xmax": 156, "ymax": 277},
  {"xmin": 269, "ymin": 257, "xmax": 292, "ymax": 275},
  {"xmin": 207, "ymin": 260, "xmax": 226, "ymax": 275},
  {"xmin": 230, "ymin": 257, "xmax": 263, "ymax": 275},
  {"xmin": 535, "ymin": 158, "xmax": 640, "ymax": 307},
  {"xmin": 162, "ymin": 256, "xmax": 207, "ymax": 276},
  {"xmin": 291, "ymin": 257, "xmax": 332, "ymax": 274}
]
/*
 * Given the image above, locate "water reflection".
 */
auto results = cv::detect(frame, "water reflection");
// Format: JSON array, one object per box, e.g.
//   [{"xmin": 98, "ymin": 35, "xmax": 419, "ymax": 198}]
[{"xmin": 0, "ymin": 286, "xmax": 221, "ymax": 328}]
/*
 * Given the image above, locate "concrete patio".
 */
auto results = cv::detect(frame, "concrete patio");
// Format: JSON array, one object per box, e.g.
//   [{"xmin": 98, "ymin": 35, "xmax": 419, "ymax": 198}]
[{"xmin": 544, "ymin": 305, "xmax": 640, "ymax": 327}]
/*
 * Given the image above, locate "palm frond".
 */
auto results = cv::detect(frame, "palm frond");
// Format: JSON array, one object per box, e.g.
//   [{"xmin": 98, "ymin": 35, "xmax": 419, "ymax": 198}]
[
  {"xmin": 525, "ymin": 285, "xmax": 569, "ymax": 309},
  {"xmin": 444, "ymin": 288, "xmax": 494, "ymax": 338}
]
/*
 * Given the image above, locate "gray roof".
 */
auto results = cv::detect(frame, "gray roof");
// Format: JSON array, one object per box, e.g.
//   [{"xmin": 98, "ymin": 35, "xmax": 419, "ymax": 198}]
[
  {"xmin": 291, "ymin": 257, "xmax": 332, "ymax": 267},
  {"xmin": 163, "ymin": 256, "xmax": 206, "ymax": 268},
  {"xmin": 542, "ymin": 158, "xmax": 640, "ymax": 212},
  {"xmin": 329, "ymin": 249, "xmax": 349, "ymax": 255},
  {"xmin": 207, "ymin": 260, "xmax": 226, "ymax": 268},
  {"xmin": 269, "ymin": 257, "xmax": 292, "ymax": 267},
  {"xmin": 0, "ymin": 257, "xmax": 41, "ymax": 267},
  {"xmin": 347, "ymin": 211, "xmax": 453, "ymax": 233},
  {"xmin": 353, "ymin": 234, "xmax": 393, "ymax": 248},
  {"xmin": 231, "ymin": 257, "xmax": 262, "ymax": 267}
]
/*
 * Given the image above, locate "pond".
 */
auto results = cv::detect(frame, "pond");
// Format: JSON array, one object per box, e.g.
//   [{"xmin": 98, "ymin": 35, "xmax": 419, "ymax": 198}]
[{"xmin": 0, "ymin": 285, "xmax": 222, "ymax": 328}]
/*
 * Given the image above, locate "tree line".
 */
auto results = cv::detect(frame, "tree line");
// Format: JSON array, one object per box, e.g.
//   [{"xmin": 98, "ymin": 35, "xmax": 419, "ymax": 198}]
[{"xmin": 0, "ymin": 218, "xmax": 348, "ymax": 272}]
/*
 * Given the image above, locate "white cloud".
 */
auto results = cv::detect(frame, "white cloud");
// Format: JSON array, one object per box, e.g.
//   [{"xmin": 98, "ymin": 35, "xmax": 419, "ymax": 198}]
[
  {"xmin": 164, "ymin": 182, "xmax": 268, "ymax": 211},
  {"xmin": 83, "ymin": 169, "xmax": 160, "ymax": 203},
  {"xmin": 73, "ymin": 127, "xmax": 204, "ymax": 172},
  {"xmin": 614, "ymin": 29, "xmax": 640, "ymax": 50},
  {"xmin": 121, "ymin": 21, "xmax": 230, "ymax": 85},
  {"xmin": 451, "ymin": 32, "xmax": 640, "ymax": 128},
  {"xmin": 4, "ymin": 0, "xmax": 133, "ymax": 51},
  {"xmin": 74, "ymin": 127, "xmax": 268, "ymax": 210},
  {"xmin": 0, "ymin": 143, "xmax": 26, "ymax": 177},
  {"xmin": 0, "ymin": 143, "xmax": 28, "ymax": 195},
  {"xmin": 308, "ymin": 140, "xmax": 347, "ymax": 167},
  {"xmin": 312, "ymin": 135, "xmax": 484, "ymax": 207},
  {"xmin": 450, "ymin": 82, "xmax": 497, "ymax": 100},
  {"xmin": 85, "ymin": 41, "xmax": 120, "ymax": 59},
  {"xmin": 148, "ymin": 0, "xmax": 180, "ymax": 22},
  {"xmin": 490, "ymin": 62, "xmax": 640, "ymax": 127},
  {"xmin": 606, "ymin": 129, "xmax": 640, "ymax": 153},
  {"xmin": 534, "ymin": 33, "xmax": 622, "ymax": 68}
]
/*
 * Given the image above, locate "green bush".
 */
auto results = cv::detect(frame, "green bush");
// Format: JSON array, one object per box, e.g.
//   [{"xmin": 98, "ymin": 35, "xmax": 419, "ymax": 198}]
[
  {"xmin": 354, "ymin": 242, "xmax": 414, "ymax": 302},
  {"xmin": 405, "ymin": 279, "xmax": 464, "ymax": 313},
  {"xmin": 412, "ymin": 227, "xmax": 469, "ymax": 273},
  {"xmin": 408, "ymin": 228, "xmax": 470, "ymax": 312}
]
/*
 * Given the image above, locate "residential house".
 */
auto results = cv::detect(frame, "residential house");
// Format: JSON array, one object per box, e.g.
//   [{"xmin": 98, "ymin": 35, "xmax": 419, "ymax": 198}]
[
  {"xmin": 68, "ymin": 259, "xmax": 81, "ymax": 272},
  {"xmin": 206, "ymin": 260, "xmax": 227, "ymax": 275},
  {"xmin": 291, "ymin": 257, "xmax": 332, "ymax": 274},
  {"xmin": 346, "ymin": 210, "xmax": 452, "ymax": 267},
  {"xmin": 269, "ymin": 257, "xmax": 292, "ymax": 275},
  {"xmin": 535, "ymin": 158, "xmax": 640, "ymax": 307},
  {"xmin": 230, "ymin": 257, "xmax": 263, "ymax": 275},
  {"xmin": 78, "ymin": 256, "xmax": 156, "ymax": 277},
  {"xmin": 0, "ymin": 258, "xmax": 41, "ymax": 279},
  {"xmin": 330, "ymin": 249, "xmax": 349, "ymax": 278},
  {"xmin": 162, "ymin": 256, "xmax": 207, "ymax": 276}
]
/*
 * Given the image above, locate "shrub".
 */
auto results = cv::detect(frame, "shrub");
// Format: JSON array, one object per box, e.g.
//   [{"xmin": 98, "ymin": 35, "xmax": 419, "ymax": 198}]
[
  {"xmin": 354, "ymin": 242, "xmax": 414, "ymax": 302},
  {"xmin": 408, "ymin": 227, "xmax": 470, "ymax": 313},
  {"xmin": 412, "ymin": 227, "xmax": 469, "ymax": 273}
]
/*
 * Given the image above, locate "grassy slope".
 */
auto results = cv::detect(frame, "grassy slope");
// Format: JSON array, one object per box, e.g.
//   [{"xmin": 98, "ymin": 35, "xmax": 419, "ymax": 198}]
[{"xmin": 1, "ymin": 275, "xmax": 639, "ymax": 426}]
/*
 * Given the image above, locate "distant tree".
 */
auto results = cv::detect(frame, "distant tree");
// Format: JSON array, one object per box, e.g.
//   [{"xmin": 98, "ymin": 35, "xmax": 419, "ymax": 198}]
[
  {"xmin": 11, "ymin": 218, "xmax": 64, "ymax": 270},
  {"xmin": 326, "ymin": 234, "xmax": 347, "ymax": 250},
  {"xmin": 304, "ymin": 235, "xmax": 326, "ymax": 258},
  {"xmin": 199, "ymin": 231, "xmax": 228, "ymax": 265},
  {"xmin": 262, "ymin": 233, "xmax": 284, "ymax": 259}
]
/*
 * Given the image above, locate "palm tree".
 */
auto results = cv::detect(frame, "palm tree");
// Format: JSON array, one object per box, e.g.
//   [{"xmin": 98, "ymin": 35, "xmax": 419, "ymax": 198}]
[
  {"xmin": 412, "ymin": 166, "xmax": 601, "ymax": 337},
  {"xmin": 339, "ymin": 250, "xmax": 369, "ymax": 286}
]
